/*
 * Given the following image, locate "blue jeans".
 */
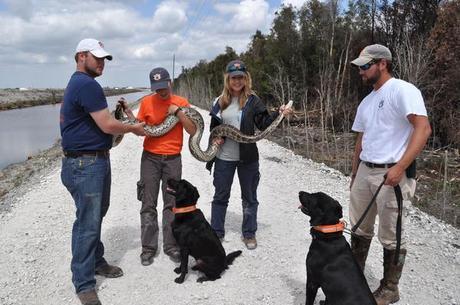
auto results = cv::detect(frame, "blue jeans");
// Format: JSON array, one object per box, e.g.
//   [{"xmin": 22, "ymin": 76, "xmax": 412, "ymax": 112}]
[
  {"xmin": 61, "ymin": 155, "xmax": 111, "ymax": 293},
  {"xmin": 211, "ymin": 158, "xmax": 260, "ymax": 239}
]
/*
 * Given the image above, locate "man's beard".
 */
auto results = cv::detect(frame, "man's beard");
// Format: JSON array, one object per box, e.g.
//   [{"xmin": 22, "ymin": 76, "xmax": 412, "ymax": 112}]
[
  {"xmin": 363, "ymin": 70, "xmax": 380, "ymax": 86},
  {"xmin": 85, "ymin": 64, "xmax": 102, "ymax": 78}
]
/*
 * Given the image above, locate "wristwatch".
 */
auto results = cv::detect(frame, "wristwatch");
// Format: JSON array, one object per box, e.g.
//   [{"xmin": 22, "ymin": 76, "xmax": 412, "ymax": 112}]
[{"xmin": 174, "ymin": 107, "xmax": 182, "ymax": 116}]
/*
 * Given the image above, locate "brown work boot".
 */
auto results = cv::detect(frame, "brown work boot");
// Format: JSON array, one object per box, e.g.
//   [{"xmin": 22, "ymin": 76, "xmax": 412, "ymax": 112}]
[
  {"xmin": 350, "ymin": 235, "xmax": 372, "ymax": 271},
  {"xmin": 373, "ymin": 248, "xmax": 407, "ymax": 305},
  {"xmin": 242, "ymin": 237, "xmax": 257, "ymax": 250},
  {"xmin": 95, "ymin": 264, "xmax": 123, "ymax": 278},
  {"xmin": 77, "ymin": 289, "xmax": 101, "ymax": 305}
]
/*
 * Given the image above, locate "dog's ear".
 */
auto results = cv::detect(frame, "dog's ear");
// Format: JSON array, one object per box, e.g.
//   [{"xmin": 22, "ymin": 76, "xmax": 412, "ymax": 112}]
[
  {"xmin": 192, "ymin": 186, "xmax": 200, "ymax": 202},
  {"xmin": 335, "ymin": 201, "xmax": 343, "ymax": 218}
]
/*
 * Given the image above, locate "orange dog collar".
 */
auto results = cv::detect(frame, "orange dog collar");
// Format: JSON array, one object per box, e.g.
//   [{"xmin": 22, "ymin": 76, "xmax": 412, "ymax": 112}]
[
  {"xmin": 173, "ymin": 205, "xmax": 197, "ymax": 214},
  {"xmin": 313, "ymin": 220, "xmax": 345, "ymax": 234}
]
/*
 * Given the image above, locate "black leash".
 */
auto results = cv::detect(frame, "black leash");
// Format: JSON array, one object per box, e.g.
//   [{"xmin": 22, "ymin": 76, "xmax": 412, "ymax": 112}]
[
  {"xmin": 393, "ymin": 184, "xmax": 403, "ymax": 265},
  {"xmin": 351, "ymin": 179, "xmax": 385, "ymax": 233},
  {"xmin": 350, "ymin": 175, "xmax": 404, "ymax": 265}
]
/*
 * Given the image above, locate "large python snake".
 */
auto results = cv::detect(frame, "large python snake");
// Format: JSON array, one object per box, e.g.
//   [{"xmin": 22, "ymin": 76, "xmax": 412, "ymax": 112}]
[{"xmin": 113, "ymin": 100, "xmax": 293, "ymax": 162}]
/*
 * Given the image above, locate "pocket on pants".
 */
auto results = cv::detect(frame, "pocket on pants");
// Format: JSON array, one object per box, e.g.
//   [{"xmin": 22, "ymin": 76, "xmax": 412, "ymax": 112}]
[{"xmin": 137, "ymin": 180, "xmax": 144, "ymax": 201}]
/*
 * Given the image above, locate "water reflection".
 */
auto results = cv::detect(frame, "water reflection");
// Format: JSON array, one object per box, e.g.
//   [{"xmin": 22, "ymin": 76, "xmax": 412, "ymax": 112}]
[{"xmin": 0, "ymin": 91, "xmax": 148, "ymax": 170}]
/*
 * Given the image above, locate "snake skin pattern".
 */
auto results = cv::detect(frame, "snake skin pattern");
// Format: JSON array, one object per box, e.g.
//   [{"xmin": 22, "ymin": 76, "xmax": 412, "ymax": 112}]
[{"xmin": 113, "ymin": 100, "xmax": 293, "ymax": 162}]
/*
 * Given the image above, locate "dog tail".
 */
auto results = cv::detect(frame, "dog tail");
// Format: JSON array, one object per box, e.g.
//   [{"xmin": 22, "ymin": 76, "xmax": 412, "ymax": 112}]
[{"xmin": 226, "ymin": 250, "xmax": 242, "ymax": 265}]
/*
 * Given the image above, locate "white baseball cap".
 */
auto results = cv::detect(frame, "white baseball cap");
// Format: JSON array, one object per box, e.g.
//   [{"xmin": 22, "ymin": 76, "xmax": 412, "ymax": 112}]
[{"xmin": 75, "ymin": 38, "xmax": 113, "ymax": 60}]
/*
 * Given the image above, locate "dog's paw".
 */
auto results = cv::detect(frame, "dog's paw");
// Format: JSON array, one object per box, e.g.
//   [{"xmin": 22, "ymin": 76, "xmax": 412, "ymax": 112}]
[
  {"xmin": 196, "ymin": 276, "xmax": 207, "ymax": 283},
  {"xmin": 174, "ymin": 267, "xmax": 181, "ymax": 274},
  {"xmin": 174, "ymin": 276, "xmax": 185, "ymax": 284}
]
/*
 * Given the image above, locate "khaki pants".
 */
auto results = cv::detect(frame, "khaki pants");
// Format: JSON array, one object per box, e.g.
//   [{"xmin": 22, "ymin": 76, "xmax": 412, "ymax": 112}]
[{"xmin": 349, "ymin": 162, "xmax": 416, "ymax": 249}]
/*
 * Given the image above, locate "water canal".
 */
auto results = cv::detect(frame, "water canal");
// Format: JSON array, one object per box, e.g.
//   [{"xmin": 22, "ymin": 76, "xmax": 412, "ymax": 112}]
[{"xmin": 0, "ymin": 91, "xmax": 148, "ymax": 169}]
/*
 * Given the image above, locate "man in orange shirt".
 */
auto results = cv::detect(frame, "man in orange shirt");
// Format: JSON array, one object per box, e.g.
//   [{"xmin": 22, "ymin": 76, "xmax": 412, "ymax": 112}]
[{"xmin": 137, "ymin": 67, "xmax": 196, "ymax": 266}]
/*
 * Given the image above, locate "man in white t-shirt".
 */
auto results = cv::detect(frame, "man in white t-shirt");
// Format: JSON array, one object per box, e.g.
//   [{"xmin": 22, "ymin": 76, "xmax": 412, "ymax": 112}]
[{"xmin": 349, "ymin": 44, "xmax": 431, "ymax": 305}]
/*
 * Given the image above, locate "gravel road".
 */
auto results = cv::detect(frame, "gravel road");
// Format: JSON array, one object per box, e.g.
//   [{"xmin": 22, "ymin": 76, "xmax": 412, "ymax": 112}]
[{"xmin": 0, "ymin": 107, "xmax": 458, "ymax": 305}]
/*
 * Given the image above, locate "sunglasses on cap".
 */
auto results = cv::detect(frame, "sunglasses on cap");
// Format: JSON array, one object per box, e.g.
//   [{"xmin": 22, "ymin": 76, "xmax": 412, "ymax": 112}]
[
  {"xmin": 359, "ymin": 59, "xmax": 380, "ymax": 71},
  {"xmin": 227, "ymin": 64, "xmax": 246, "ymax": 73}
]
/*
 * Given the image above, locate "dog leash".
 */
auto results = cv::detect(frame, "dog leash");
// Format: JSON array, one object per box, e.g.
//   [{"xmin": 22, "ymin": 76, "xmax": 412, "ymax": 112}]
[
  {"xmin": 393, "ymin": 184, "xmax": 403, "ymax": 265},
  {"xmin": 350, "ymin": 175, "xmax": 404, "ymax": 265},
  {"xmin": 351, "ymin": 178, "xmax": 385, "ymax": 233}
]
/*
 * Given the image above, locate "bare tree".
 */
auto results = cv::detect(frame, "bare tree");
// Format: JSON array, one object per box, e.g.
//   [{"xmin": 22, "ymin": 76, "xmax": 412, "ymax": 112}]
[{"xmin": 393, "ymin": 32, "xmax": 433, "ymax": 88}]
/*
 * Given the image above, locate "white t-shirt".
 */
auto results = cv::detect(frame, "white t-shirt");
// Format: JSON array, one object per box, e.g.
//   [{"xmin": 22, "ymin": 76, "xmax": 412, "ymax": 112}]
[
  {"xmin": 352, "ymin": 78, "xmax": 428, "ymax": 164},
  {"xmin": 217, "ymin": 97, "xmax": 241, "ymax": 161}
]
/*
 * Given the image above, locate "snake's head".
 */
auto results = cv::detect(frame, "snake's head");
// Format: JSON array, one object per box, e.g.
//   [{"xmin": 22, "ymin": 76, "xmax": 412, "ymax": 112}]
[{"xmin": 114, "ymin": 103, "xmax": 125, "ymax": 120}]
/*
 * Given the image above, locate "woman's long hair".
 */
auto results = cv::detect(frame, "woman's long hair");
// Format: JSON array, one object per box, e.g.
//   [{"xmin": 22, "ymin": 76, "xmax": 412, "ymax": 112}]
[{"xmin": 219, "ymin": 72, "xmax": 255, "ymax": 111}]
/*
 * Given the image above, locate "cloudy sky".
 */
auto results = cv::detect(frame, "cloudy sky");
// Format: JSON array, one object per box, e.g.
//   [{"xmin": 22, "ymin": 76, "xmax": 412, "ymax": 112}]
[{"xmin": 0, "ymin": 0, "xmax": 306, "ymax": 89}]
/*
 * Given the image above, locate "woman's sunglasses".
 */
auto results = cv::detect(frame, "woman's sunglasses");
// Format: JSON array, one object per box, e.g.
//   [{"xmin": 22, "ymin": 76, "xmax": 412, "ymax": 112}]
[{"xmin": 359, "ymin": 59, "xmax": 379, "ymax": 71}]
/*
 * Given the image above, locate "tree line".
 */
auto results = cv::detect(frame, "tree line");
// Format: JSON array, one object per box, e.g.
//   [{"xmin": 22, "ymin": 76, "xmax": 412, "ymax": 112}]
[{"xmin": 175, "ymin": 0, "xmax": 459, "ymax": 149}]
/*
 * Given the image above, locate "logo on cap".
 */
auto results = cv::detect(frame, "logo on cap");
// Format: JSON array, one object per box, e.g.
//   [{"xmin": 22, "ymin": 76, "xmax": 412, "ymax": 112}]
[
  {"xmin": 98, "ymin": 41, "xmax": 104, "ymax": 48},
  {"xmin": 153, "ymin": 73, "xmax": 161, "ymax": 81}
]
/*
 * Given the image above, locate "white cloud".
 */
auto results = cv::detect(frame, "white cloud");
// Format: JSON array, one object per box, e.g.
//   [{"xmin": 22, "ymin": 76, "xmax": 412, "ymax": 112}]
[
  {"xmin": 230, "ymin": 0, "xmax": 270, "ymax": 33},
  {"xmin": 152, "ymin": 1, "xmax": 188, "ymax": 33},
  {"xmin": 0, "ymin": 0, "xmax": 279, "ymax": 88},
  {"xmin": 214, "ymin": 0, "xmax": 270, "ymax": 33},
  {"xmin": 282, "ymin": 0, "xmax": 308, "ymax": 9}
]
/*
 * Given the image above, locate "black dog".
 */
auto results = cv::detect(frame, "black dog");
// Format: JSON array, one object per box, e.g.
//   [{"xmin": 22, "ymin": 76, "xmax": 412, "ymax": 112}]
[
  {"xmin": 166, "ymin": 178, "xmax": 242, "ymax": 283},
  {"xmin": 298, "ymin": 191, "xmax": 376, "ymax": 305}
]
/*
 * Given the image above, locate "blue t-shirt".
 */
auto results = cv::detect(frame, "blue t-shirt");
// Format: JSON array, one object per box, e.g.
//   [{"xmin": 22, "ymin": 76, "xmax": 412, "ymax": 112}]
[{"xmin": 60, "ymin": 71, "xmax": 112, "ymax": 151}]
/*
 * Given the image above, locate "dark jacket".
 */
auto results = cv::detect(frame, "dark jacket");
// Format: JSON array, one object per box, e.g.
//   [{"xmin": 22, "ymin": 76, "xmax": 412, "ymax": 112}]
[{"xmin": 206, "ymin": 94, "xmax": 278, "ymax": 170}]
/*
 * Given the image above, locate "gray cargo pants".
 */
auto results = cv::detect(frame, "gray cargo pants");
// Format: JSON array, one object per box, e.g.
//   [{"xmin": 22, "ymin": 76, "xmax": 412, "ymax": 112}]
[{"xmin": 139, "ymin": 150, "xmax": 182, "ymax": 254}]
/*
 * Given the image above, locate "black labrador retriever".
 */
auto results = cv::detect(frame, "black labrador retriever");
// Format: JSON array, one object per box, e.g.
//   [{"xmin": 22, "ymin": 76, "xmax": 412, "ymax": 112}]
[
  {"xmin": 298, "ymin": 191, "xmax": 376, "ymax": 305},
  {"xmin": 166, "ymin": 178, "xmax": 242, "ymax": 284}
]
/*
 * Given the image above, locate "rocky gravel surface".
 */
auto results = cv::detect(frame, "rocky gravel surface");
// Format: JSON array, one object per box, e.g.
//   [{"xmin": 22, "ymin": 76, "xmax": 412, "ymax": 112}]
[{"xmin": 0, "ymin": 107, "xmax": 458, "ymax": 305}]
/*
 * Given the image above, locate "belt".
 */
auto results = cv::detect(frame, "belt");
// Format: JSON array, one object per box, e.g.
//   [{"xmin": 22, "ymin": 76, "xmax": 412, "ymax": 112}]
[
  {"xmin": 63, "ymin": 150, "xmax": 110, "ymax": 158},
  {"xmin": 364, "ymin": 161, "xmax": 396, "ymax": 169},
  {"xmin": 147, "ymin": 151, "xmax": 181, "ymax": 160}
]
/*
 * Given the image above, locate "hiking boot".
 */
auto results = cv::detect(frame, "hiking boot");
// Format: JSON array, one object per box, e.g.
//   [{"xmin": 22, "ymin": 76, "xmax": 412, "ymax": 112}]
[
  {"xmin": 77, "ymin": 289, "xmax": 101, "ymax": 305},
  {"xmin": 350, "ymin": 235, "xmax": 372, "ymax": 272},
  {"xmin": 374, "ymin": 282, "xmax": 400, "ymax": 305},
  {"xmin": 140, "ymin": 252, "xmax": 155, "ymax": 266},
  {"xmin": 373, "ymin": 248, "xmax": 407, "ymax": 305},
  {"xmin": 95, "ymin": 264, "xmax": 123, "ymax": 278},
  {"xmin": 166, "ymin": 249, "xmax": 181, "ymax": 263},
  {"xmin": 242, "ymin": 237, "xmax": 257, "ymax": 250}
]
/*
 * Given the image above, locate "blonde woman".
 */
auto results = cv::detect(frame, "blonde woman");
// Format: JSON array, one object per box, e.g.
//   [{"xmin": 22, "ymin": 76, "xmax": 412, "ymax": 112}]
[{"xmin": 207, "ymin": 60, "xmax": 292, "ymax": 250}]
